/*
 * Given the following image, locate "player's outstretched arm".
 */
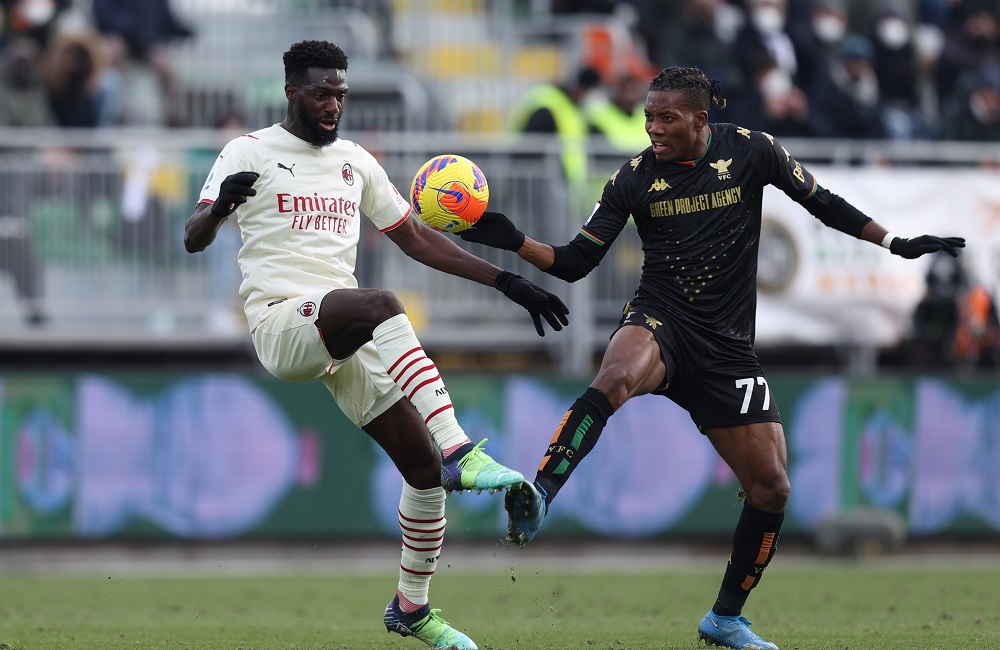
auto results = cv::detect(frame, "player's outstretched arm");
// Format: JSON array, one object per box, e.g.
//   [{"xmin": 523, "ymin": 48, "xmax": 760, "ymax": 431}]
[
  {"xmin": 859, "ymin": 221, "xmax": 966, "ymax": 259},
  {"xmin": 184, "ymin": 171, "xmax": 258, "ymax": 253},
  {"xmin": 386, "ymin": 216, "xmax": 569, "ymax": 335},
  {"xmin": 460, "ymin": 211, "xmax": 557, "ymax": 273}
]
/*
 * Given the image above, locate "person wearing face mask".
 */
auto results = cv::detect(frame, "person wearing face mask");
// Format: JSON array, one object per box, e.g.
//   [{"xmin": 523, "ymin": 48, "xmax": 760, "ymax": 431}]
[
  {"xmin": 789, "ymin": 0, "xmax": 851, "ymax": 93},
  {"xmin": 939, "ymin": 61, "xmax": 1000, "ymax": 141},
  {"xmin": 936, "ymin": 0, "xmax": 1000, "ymax": 105},
  {"xmin": 869, "ymin": 1, "xmax": 934, "ymax": 139},
  {"xmin": 806, "ymin": 34, "xmax": 888, "ymax": 139},
  {"xmin": 736, "ymin": 0, "xmax": 799, "ymax": 83}
]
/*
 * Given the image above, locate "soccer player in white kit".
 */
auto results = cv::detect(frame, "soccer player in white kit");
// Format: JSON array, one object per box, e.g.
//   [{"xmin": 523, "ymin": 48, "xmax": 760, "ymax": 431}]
[{"xmin": 184, "ymin": 40, "xmax": 569, "ymax": 650}]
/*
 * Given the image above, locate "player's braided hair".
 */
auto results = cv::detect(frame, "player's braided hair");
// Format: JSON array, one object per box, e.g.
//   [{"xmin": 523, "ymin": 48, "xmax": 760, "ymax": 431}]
[
  {"xmin": 283, "ymin": 40, "xmax": 349, "ymax": 86},
  {"xmin": 649, "ymin": 66, "xmax": 727, "ymax": 112}
]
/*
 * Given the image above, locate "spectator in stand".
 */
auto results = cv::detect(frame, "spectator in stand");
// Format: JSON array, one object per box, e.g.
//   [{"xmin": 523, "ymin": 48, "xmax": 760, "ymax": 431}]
[
  {"xmin": 585, "ymin": 73, "xmax": 650, "ymax": 152},
  {"xmin": 655, "ymin": 0, "xmax": 743, "ymax": 103},
  {"xmin": 870, "ymin": 0, "xmax": 936, "ymax": 139},
  {"xmin": 735, "ymin": 0, "xmax": 800, "ymax": 89},
  {"xmin": 0, "ymin": 35, "xmax": 55, "ymax": 125},
  {"xmin": 731, "ymin": 52, "xmax": 815, "ymax": 137},
  {"xmin": 935, "ymin": 0, "xmax": 1000, "ymax": 106},
  {"xmin": 807, "ymin": 34, "xmax": 887, "ymax": 139},
  {"xmin": 790, "ymin": 0, "xmax": 851, "ymax": 94},
  {"xmin": 90, "ymin": 0, "xmax": 192, "ymax": 126},
  {"xmin": 0, "ymin": 35, "xmax": 51, "ymax": 327},
  {"xmin": 43, "ymin": 28, "xmax": 116, "ymax": 128},
  {"xmin": 939, "ymin": 61, "xmax": 1000, "ymax": 141},
  {"xmin": 0, "ymin": 0, "xmax": 72, "ymax": 49}
]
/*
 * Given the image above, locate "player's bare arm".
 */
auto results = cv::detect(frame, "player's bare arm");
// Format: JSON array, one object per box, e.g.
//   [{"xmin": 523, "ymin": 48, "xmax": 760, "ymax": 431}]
[
  {"xmin": 386, "ymin": 215, "xmax": 504, "ymax": 286},
  {"xmin": 389, "ymin": 215, "xmax": 569, "ymax": 336},
  {"xmin": 183, "ymin": 201, "xmax": 225, "ymax": 253}
]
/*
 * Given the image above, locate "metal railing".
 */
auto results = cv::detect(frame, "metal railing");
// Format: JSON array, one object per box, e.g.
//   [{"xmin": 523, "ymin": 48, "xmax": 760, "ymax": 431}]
[{"xmin": 0, "ymin": 127, "xmax": 997, "ymax": 372}]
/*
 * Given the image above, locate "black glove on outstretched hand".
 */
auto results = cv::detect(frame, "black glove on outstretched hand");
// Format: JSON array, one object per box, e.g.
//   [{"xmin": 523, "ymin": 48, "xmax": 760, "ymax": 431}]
[
  {"xmin": 495, "ymin": 270, "xmax": 569, "ymax": 336},
  {"xmin": 211, "ymin": 171, "xmax": 259, "ymax": 217},
  {"xmin": 460, "ymin": 211, "xmax": 526, "ymax": 251},
  {"xmin": 889, "ymin": 235, "xmax": 966, "ymax": 259}
]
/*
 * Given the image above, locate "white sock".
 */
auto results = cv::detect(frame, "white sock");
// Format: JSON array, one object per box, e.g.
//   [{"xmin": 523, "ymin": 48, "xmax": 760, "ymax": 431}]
[
  {"xmin": 396, "ymin": 482, "xmax": 446, "ymax": 612},
  {"xmin": 373, "ymin": 314, "xmax": 470, "ymax": 451}
]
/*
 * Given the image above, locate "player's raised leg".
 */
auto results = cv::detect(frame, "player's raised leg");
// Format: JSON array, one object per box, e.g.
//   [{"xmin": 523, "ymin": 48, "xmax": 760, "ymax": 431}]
[
  {"xmin": 320, "ymin": 288, "xmax": 523, "ymax": 493},
  {"xmin": 372, "ymin": 311, "xmax": 522, "ymax": 493}
]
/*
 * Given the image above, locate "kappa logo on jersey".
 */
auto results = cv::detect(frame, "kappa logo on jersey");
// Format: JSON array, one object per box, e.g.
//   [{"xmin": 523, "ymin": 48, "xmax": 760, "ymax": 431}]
[
  {"xmin": 609, "ymin": 169, "xmax": 621, "ymax": 185},
  {"xmin": 710, "ymin": 158, "xmax": 733, "ymax": 180},
  {"xmin": 298, "ymin": 301, "xmax": 317, "ymax": 317},
  {"xmin": 629, "ymin": 155, "xmax": 642, "ymax": 171},
  {"xmin": 761, "ymin": 132, "xmax": 775, "ymax": 145},
  {"xmin": 737, "ymin": 127, "xmax": 751, "ymax": 139},
  {"xmin": 342, "ymin": 162, "xmax": 354, "ymax": 186},
  {"xmin": 278, "ymin": 162, "xmax": 295, "ymax": 176},
  {"xmin": 648, "ymin": 178, "xmax": 670, "ymax": 192}
]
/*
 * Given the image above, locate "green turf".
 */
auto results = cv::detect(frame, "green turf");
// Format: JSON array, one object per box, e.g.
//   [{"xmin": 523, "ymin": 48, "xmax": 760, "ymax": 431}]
[{"xmin": 1, "ymin": 561, "xmax": 997, "ymax": 649}]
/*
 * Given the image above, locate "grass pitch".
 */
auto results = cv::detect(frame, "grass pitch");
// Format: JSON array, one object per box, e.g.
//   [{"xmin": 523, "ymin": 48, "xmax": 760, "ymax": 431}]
[{"xmin": 1, "ymin": 555, "xmax": 998, "ymax": 650}]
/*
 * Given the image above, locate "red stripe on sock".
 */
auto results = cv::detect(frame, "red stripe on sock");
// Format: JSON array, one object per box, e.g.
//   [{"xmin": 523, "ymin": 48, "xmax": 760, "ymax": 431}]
[
  {"xmin": 400, "ymin": 523, "xmax": 446, "ymax": 536},
  {"xmin": 393, "ymin": 356, "xmax": 428, "ymax": 384},
  {"xmin": 398, "ymin": 511, "xmax": 445, "ymax": 524},
  {"xmin": 400, "ymin": 364, "xmax": 436, "ymax": 392},
  {"xmin": 424, "ymin": 404, "xmax": 453, "ymax": 425},
  {"xmin": 400, "ymin": 565, "xmax": 436, "ymax": 576},
  {"xmin": 406, "ymin": 374, "xmax": 441, "ymax": 400},
  {"xmin": 386, "ymin": 347, "xmax": 422, "ymax": 374},
  {"xmin": 402, "ymin": 539, "xmax": 443, "ymax": 553}
]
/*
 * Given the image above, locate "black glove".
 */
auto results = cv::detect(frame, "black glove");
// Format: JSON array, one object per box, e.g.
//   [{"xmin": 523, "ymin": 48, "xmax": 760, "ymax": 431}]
[
  {"xmin": 889, "ymin": 235, "xmax": 966, "ymax": 259},
  {"xmin": 495, "ymin": 270, "xmax": 569, "ymax": 336},
  {"xmin": 460, "ymin": 211, "xmax": 526, "ymax": 252},
  {"xmin": 211, "ymin": 171, "xmax": 259, "ymax": 217}
]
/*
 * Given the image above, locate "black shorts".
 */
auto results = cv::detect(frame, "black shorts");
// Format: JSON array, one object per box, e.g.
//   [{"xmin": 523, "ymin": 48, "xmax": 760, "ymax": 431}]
[{"xmin": 613, "ymin": 298, "xmax": 781, "ymax": 432}]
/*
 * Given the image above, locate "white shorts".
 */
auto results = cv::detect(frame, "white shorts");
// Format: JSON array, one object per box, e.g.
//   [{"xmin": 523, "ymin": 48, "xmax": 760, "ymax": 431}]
[{"xmin": 251, "ymin": 290, "xmax": 403, "ymax": 427}]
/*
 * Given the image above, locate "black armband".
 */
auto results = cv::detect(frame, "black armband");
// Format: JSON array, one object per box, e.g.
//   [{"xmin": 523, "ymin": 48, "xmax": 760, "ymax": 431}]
[
  {"xmin": 546, "ymin": 234, "xmax": 606, "ymax": 282},
  {"xmin": 802, "ymin": 187, "xmax": 871, "ymax": 238}
]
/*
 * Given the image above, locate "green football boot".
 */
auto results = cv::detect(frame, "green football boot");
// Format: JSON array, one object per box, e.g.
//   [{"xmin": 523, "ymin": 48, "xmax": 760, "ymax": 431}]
[
  {"xmin": 384, "ymin": 596, "xmax": 478, "ymax": 650},
  {"xmin": 440, "ymin": 438, "xmax": 524, "ymax": 494}
]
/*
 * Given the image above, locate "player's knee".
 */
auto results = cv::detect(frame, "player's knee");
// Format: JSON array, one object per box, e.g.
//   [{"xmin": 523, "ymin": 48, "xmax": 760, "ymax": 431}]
[
  {"xmin": 399, "ymin": 453, "xmax": 441, "ymax": 490},
  {"xmin": 369, "ymin": 290, "xmax": 406, "ymax": 322},
  {"xmin": 747, "ymin": 474, "xmax": 790, "ymax": 512}
]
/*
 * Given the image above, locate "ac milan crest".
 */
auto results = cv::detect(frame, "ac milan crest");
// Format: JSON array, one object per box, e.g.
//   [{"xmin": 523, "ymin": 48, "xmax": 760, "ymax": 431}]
[
  {"xmin": 298, "ymin": 301, "xmax": 317, "ymax": 317},
  {"xmin": 342, "ymin": 163, "xmax": 354, "ymax": 186}
]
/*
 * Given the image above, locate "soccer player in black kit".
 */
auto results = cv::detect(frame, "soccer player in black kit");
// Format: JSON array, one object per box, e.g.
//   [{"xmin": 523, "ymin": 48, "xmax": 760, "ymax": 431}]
[{"xmin": 460, "ymin": 66, "xmax": 965, "ymax": 650}]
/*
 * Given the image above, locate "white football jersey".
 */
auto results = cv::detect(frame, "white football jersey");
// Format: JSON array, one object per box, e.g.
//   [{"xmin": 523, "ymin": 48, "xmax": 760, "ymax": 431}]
[{"xmin": 199, "ymin": 124, "xmax": 412, "ymax": 330}]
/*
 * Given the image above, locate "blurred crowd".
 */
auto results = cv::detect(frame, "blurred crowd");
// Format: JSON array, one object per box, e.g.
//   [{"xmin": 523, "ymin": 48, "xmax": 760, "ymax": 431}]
[
  {"xmin": 0, "ymin": 0, "xmax": 193, "ymax": 129},
  {"xmin": 555, "ymin": 0, "xmax": 1000, "ymax": 142}
]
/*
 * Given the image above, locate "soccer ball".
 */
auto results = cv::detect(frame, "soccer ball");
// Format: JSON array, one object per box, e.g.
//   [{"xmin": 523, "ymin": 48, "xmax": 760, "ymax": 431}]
[{"xmin": 409, "ymin": 154, "xmax": 489, "ymax": 233}]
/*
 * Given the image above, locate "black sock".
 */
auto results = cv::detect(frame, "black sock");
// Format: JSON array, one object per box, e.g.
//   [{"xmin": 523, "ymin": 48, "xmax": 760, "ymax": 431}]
[
  {"xmin": 713, "ymin": 501, "xmax": 784, "ymax": 617},
  {"xmin": 534, "ymin": 387, "xmax": 614, "ymax": 504}
]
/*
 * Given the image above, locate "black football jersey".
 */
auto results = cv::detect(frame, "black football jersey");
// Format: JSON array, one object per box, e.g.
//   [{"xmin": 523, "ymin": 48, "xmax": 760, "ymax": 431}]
[{"xmin": 579, "ymin": 123, "xmax": 819, "ymax": 343}]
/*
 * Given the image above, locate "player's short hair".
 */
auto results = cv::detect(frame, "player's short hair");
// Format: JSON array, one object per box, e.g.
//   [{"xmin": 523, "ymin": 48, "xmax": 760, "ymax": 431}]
[
  {"xmin": 649, "ymin": 66, "xmax": 727, "ymax": 112},
  {"xmin": 283, "ymin": 40, "xmax": 349, "ymax": 86}
]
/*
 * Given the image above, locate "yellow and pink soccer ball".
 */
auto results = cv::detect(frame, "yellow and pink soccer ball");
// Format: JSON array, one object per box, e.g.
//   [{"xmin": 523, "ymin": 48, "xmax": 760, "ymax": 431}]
[{"xmin": 409, "ymin": 154, "xmax": 489, "ymax": 233}]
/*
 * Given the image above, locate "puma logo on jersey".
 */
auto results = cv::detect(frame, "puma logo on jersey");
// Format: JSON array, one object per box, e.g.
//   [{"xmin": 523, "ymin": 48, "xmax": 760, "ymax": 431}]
[
  {"xmin": 278, "ymin": 162, "xmax": 295, "ymax": 176},
  {"xmin": 710, "ymin": 158, "xmax": 733, "ymax": 180},
  {"xmin": 648, "ymin": 178, "xmax": 670, "ymax": 192}
]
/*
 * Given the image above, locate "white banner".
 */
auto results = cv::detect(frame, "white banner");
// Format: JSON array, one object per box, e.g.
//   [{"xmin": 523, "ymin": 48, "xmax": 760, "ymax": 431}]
[{"xmin": 755, "ymin": 166, "xmax": 1000, "ymax": 346}]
